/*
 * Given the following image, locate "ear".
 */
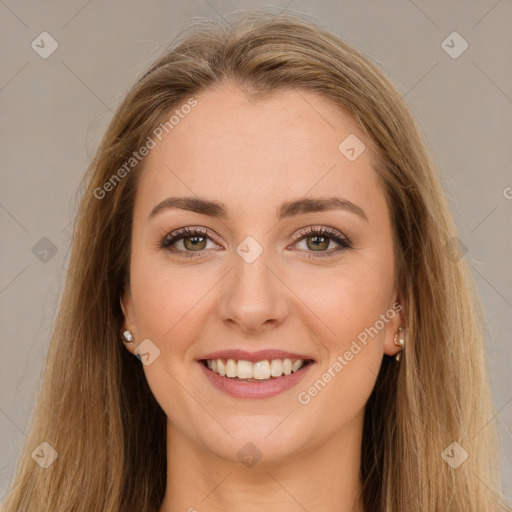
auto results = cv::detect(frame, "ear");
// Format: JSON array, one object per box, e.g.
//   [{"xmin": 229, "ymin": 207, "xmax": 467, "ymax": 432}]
[
  {"xmin": 383, "ymin": 289, "xmax": 406, "ymax": 358},
  {"xmin": 120, "ymin": 286, "xmax": 138, "ymax": 355}
]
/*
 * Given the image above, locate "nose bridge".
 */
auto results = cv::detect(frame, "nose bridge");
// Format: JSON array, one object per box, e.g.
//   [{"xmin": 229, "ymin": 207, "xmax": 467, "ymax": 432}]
[{"xmin": 218, "ymin": 242, "xmax": 288, "ymax": 331}]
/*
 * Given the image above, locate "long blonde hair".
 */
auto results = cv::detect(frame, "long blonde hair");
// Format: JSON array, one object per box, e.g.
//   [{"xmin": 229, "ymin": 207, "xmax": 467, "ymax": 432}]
[{"xmin": 2, "ymin": 9, "xmax": 509, "ymax": 511}]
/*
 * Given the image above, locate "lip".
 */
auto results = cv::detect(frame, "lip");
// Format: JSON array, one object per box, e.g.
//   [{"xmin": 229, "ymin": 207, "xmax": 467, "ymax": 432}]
[
  {"xmin": 198, "ymin": 359, "xmax": 315, "ymax": 399},
  {"xmin": 198, "ymin": 349, "xmax": 314, "ymax": 363}
]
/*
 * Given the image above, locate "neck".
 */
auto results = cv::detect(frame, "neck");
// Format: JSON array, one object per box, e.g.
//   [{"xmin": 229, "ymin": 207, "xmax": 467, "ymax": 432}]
[{"xmin": 158, "ymin": 411, "xmax": 365, "ymax": 512}]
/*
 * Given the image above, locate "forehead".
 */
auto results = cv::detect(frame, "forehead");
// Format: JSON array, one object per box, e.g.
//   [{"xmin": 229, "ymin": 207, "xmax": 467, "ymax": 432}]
[{"xmin": 134, "ymin": 83, "xmax": 386, "ymax": 224}]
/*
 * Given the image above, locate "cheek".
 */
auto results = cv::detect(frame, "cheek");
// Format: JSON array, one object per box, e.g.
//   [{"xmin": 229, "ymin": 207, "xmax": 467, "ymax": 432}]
[
  {"xmin": 298, "ymin": 256, "xmax": 394, "ymax": 349},
  {"xmin": 296, "ymin": 254, "xmax": 394, "ymax": 419},
  {"xmin": 295, "ymin": 268, "xmax": 388, "ymax": 427},
  {"xmin": 129, "ymin": 252, "xmax": 215, "ymax": 352},
  {"xmin": 129, "ymin": 258, "xmax": 218, "ymax": 423}
]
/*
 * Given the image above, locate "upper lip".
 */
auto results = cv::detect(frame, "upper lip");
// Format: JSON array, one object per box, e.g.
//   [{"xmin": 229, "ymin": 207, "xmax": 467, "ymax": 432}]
[{"xmin": 198, "ymin": 349, "xmax": 315, "ymax": 363}]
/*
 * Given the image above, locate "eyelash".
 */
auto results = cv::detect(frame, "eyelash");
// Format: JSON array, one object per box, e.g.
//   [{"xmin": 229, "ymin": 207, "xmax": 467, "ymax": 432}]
[{"xmin": 160, "ymin": 226, "xmax": 352, "ymax": 259}]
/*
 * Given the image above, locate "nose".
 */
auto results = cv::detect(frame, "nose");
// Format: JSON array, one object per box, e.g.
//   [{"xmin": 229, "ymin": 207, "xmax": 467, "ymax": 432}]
[{"xmin": 217, "ymin": 251, "xmax": 289, "ymax": 333}]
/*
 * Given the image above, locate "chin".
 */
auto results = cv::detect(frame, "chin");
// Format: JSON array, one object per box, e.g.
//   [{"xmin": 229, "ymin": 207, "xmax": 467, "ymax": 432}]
[{"xmin": 195, "ymin": 416, "xmax": 313, "ymax": 466}]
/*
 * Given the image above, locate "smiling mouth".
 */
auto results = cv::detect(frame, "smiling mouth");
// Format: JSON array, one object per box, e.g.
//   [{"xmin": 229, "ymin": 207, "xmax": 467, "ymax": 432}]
[{"xmin": 200, "ymin": 358, "xmax": 314, "ymax": 382}]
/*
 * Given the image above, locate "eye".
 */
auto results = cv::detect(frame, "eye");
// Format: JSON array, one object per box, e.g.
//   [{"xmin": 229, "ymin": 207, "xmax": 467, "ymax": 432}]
[
  {"xmin": 160, "ymin": 225, "xmax": 352, "ymax": 259},
  {"xmin": 289, "ymin": 226, "xmax": 352, "ymax": 258},
  {"xmin": 160, "ymin": 227, "xmax": 221, "ymax": 258}
]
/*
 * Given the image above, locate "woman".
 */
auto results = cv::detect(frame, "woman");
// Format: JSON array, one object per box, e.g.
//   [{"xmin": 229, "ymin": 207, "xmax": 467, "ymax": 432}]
[{"xmin": 2, "ymin": 9, "xmax": 510, "ymax": 512}]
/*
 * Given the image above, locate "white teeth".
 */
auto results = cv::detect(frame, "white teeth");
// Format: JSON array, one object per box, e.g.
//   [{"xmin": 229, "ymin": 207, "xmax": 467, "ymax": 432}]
[
  {"xmin": 217, "ymin": 359, "xmax": 226, "ymax": 377},
  {"xmin": 253, "ymin": 361, "xmax": 271, "ymax": 380},
  {"xmin": 237, "ymin": 360, "xmax": 253, "ymax": 379},
  {"xmin": 291, "ymin": 360, "xmax": 303, "ymax": 372},
  {"xmin": 226, "ymin": 359, "xmax": 237, "ymax": 378},
  {"xmin": 270, "ymin": 359, "xmax": 283, "ymax": 377},
  {"xmin": 205, "ymin": 357, "xmax": 309, "ymax": 379}
]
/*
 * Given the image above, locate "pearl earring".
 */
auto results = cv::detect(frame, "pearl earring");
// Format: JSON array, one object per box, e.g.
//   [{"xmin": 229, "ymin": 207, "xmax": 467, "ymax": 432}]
[
  {"xmin": 393, "ymin": 327, "xmax": 406, "ymax": 362},
  {"xmin": 122, "ymin": 330, "xmax": 134, "ymax": 343}
]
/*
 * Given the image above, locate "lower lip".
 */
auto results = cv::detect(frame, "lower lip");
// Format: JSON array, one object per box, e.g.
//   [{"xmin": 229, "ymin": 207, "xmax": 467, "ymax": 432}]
[{"xmin": 198, "ymin": 361, "xmax": 315, "ymax": 399}]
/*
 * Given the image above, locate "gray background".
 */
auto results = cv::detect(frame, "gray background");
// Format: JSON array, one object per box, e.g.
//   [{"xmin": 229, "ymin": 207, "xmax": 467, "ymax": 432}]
[{"xmin": 1, "ymin": 0, "xmax": 511, "ymax": 503}]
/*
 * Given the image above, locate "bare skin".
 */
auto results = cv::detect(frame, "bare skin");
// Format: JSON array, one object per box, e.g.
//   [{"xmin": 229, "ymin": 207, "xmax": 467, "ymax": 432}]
[{"xmin": 121, "ymin": 82, "xmax": 404, "ymax": 512}]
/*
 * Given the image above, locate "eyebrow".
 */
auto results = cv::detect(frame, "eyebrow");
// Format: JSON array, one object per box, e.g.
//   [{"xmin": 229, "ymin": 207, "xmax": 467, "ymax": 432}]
[{"xmin": 148, "ymin": 196, "xmax": 368, "ymax": 222}]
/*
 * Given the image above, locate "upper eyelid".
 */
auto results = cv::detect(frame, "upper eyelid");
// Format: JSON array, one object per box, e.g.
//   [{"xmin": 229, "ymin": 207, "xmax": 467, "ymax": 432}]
[{"xmin": 291, "ymin": 225, "xmax": 349, "ymax": 241}]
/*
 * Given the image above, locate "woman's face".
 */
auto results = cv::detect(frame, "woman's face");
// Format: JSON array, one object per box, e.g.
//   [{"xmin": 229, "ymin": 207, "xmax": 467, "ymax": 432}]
[{"xmin": 121, "ymin": 83, "xmax": 403, "ymax": 463}]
